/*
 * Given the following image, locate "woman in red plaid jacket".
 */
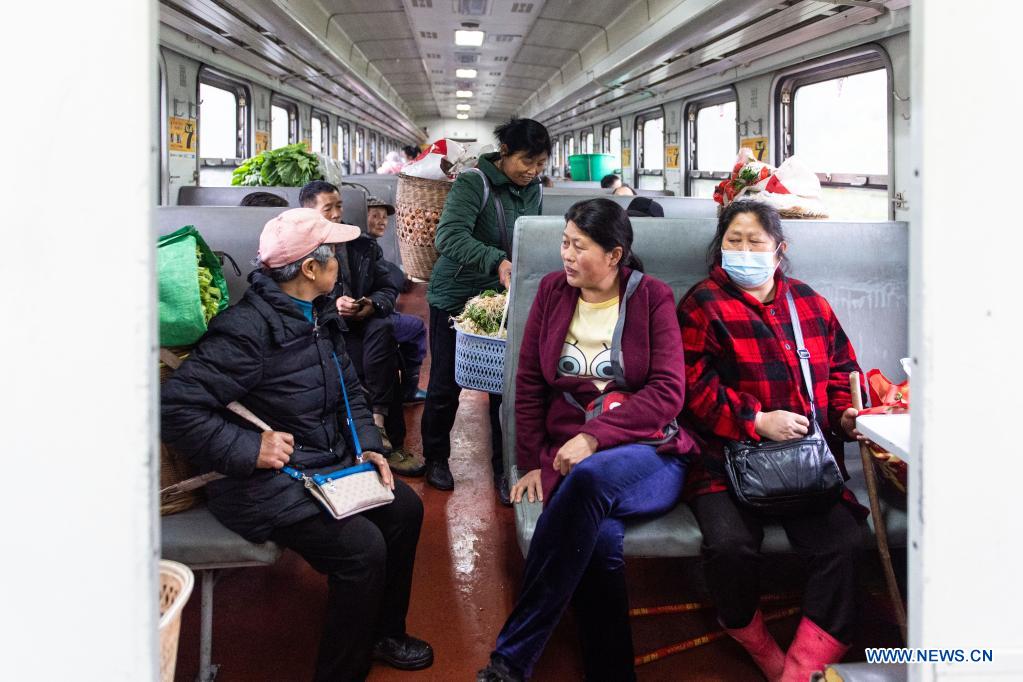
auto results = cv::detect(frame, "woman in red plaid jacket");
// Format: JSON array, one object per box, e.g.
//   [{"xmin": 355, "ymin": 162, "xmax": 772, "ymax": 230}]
[{"xmin": 677, "ymin": 200, "xmax": 867, "ymax": 682}]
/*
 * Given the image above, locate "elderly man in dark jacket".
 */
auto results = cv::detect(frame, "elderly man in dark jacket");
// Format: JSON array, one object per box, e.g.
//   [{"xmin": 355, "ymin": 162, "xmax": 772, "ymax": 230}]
[
  {"xmin": 300, "ymin": 181, "xmax": 403, "ymax": 454},
  {"xmin": 161, "ymin": 208, "xmax": 433, "ymax": 680}
]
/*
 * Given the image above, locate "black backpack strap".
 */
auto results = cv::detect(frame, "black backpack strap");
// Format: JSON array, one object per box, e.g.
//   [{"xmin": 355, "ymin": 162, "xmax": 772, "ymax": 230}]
[{"xmin": 461, "ymin": 167, "xmax": 510, "ymax": 259}]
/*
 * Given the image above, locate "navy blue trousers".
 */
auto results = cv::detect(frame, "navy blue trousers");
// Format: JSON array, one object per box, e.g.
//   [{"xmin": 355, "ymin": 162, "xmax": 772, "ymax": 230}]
[{"xmin": 493, "ymin": 444, "xmax": 687, "ymax": 679}]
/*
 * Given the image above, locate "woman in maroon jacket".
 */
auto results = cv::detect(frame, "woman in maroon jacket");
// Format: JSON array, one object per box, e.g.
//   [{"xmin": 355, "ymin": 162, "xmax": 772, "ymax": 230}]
[
  {"xmin": 477, "ymin": 199, "xmax": 697, "ymax": 682},
  {"xmin": 677, "ymin": 200, "xmax": 866, "ymax": 682}
]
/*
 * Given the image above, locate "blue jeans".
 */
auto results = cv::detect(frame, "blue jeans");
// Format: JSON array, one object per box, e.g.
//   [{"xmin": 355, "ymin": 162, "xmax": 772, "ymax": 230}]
[{"xmin": 493, "ymin": 444, "xmax": 687, "ymax": 678}]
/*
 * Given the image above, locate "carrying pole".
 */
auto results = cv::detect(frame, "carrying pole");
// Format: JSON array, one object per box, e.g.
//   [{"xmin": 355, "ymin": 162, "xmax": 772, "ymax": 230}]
[{"xmin": 850, "ymin": 371, "xmax": 908, "ymax": 642}]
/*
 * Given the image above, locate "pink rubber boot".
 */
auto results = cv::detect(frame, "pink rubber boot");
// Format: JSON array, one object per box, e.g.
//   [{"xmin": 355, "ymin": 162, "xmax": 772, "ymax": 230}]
[
  {"xmin": 724, "ymin": 610, "xmax": 785, "ymax": 681},
  {"xmin": 780, "ymin": 617, "xmax": 850, "ymax": 682}
]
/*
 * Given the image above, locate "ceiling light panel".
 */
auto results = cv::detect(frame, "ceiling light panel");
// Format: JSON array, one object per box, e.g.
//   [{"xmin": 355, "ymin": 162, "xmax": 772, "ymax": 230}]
[
  {"xmin": 456, "ymin": 113, "xmax": 469, "ymax": 119},
  {"xmin": 455, "ymin": 30, "xmax": 485, "ymax": 46},
  {"xmin": 456, "ymin": 103, "xmax": 471, "ymax": 110},
  {"xmin": 456, "ymin": 90, "xmax": 473, "ymax": 98},
  {"xmin": 456, "ymin": 68, "xmax": 478, "ymax": 78}
]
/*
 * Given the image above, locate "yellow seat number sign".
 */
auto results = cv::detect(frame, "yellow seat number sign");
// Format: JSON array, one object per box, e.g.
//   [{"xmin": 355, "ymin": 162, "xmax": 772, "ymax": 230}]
[{"xmin": 169, "ymin": 117, "xmax": 196, "ymax": 154}]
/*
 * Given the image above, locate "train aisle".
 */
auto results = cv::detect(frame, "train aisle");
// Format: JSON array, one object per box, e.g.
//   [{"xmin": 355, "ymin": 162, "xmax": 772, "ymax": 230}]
[{"xmin": 172, "ymin": 282, "xmax": 897, "ymax": 681}]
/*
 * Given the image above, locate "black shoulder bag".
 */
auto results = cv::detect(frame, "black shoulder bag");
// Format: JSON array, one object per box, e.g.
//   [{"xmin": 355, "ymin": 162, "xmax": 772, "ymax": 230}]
[{"xmin": 723, "ymin": 291, "xmax": 844, "ymax": 515}]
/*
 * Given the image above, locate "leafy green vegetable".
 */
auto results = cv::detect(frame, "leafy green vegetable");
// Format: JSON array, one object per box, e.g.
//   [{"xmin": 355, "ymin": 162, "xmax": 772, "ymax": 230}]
[
  {"xmin": 456, "ymin": 290, "xmax": 506, "ymax": 337},
  {"xmin": 231, "ymin": 143, "xmax": 324, "ymax": 187},
  {"xmin": 196, "ymin": 246, "xmax": 222, "ymax": 323}
]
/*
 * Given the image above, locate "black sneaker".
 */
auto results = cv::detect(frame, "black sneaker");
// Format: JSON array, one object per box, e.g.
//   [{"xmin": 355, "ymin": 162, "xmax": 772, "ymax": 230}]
[
  {"xmin": 495, "ymin": 473, "xmax": 512, "ymax": 507},
  {"xmin": 425, "ymin": 459, "xmax": 454, "ymax": 491},
  {"xmin": 476, "ymin": 656, "xmax": 522, "ymax": 682},
  {"xmin": 372, "ymin": 635, "xmax": 433, "ymax": 671},
  {"xmin": 403, "ymin": 388, "xmax": 428, "ymax": 404}
]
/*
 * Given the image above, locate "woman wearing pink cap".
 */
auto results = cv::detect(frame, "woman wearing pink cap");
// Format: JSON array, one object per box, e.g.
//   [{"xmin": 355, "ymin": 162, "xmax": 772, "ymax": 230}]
[{"xmin": 162, "ymin": 208, "xmax": 433, "ymax": 680}]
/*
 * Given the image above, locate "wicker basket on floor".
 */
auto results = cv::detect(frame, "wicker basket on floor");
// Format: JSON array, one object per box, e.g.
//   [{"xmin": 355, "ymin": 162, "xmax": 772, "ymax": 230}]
[
  {"xmin": 395, "ymin": 173, "xmax": 453, "ymax": 280},
  {"xmin": 159, "ymin": 560, "xmax": 195, "ymax": 682},
  {"xmin": 159, "ymin": 347, "xmax": 201, "ymax": 515}
]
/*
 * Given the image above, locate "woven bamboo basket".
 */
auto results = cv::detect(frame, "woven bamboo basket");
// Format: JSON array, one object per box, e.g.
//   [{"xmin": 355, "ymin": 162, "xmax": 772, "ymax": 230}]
[
  {"xmin": 159, "ymin": 560, "xmax": 195, "ymax": 682},
  {"xmin": 395, "ymin": 173, "xmax": 453, "ymax": 279},
  {"xmin": 159, "ymin": 347, "xmax": 201, "ymax": 515}
]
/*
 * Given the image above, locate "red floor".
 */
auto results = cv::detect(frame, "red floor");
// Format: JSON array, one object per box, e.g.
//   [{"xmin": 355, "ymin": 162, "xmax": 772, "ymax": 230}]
[{"xmin": 171, "ymin": 282, "xmax": 902, "ymax": 681}]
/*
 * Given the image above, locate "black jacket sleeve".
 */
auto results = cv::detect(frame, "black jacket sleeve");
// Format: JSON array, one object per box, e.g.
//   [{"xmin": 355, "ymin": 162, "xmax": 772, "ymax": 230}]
[{"xmin": 160, "ymin": 315, "xmax": 266, "ymax": 478}]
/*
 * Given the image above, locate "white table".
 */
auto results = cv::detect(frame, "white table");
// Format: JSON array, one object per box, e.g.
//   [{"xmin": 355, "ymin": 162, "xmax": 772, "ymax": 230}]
[{"xmin": 856, "ymin": 413, "xmax": 911, "ymax": 463}]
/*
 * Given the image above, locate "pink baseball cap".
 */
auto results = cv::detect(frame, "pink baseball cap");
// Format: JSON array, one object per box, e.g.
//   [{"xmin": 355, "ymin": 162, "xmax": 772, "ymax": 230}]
[{"xmin": 257, "ymin": 208, "xmax": 361, "ymax": 267}]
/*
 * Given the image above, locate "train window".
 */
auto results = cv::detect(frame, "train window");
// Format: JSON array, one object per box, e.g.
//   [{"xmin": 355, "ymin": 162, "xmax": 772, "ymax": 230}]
[
  {"xmin": 311, "ymin": 111, "xmax": 329, "ymax": 156},
  {"xmin": 636, "ymin": 111, "xmax": 664, "ymax": 190},
  {"xmin": 270, "ymin": 98, "xmax": 297, "ymax": 150},
  {"xmin": 551, "ymin": 138, "xmax": 561, "ymax": 176},
  {"xmin": 779, "ymin": 56, "xmax": 890, "ymax": 219},
  {"xmin": 603, "ymin": 123, "xmax": 621, "ymax": 171},
  {"xmin": 369, "ymin": 132, "xmax": 378, "ymax": 169},
  {"xmin": 685, "ymin": 93, "xmax": 737, "ymax": 198},
  {"xmin": 582, "ymin": 131, "xmax": 594, "ymax": 154},
  {"xmin": 337, "ymin": 122, "xmax": 350, "ymax": 173},
  {"xmin": 563, "ymin": 135, "xmax": 575, "ymax": 175},
  {"xmin": 197, "ymin": 73, "xmax": 249, "ymax": 187},
  {"xmin": 355, "ymin": 127, "xmax": 365, "ymax": 173}
]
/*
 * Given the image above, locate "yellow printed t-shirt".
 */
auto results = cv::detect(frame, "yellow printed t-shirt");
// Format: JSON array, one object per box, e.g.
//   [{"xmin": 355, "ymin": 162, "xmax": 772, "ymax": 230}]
[{"xmin": 557, "ymin": 296, "xmax": 619, "ymax": 391}]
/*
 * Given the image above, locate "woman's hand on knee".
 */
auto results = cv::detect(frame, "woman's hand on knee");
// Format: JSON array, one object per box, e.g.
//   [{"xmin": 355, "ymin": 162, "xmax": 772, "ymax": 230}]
[
  {"xmin": 511, "ymin": 469, "xmax": 543, "ymax": 504},
  {"xmin": 553, "ymin": 433, "xmax": 599, "ymax": 476},
  {"xmin": 363, "ymin": 451, "xmax": 394, "ymax": 490}
]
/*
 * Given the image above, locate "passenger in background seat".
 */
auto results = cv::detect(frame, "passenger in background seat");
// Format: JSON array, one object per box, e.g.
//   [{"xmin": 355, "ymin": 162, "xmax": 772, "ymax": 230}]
[
  {"xmin": 365, "ymin": 194, "xmax": 428, "ymax": 477},
  {"xmin": 600, "ymin": 173, "xmax": 622, "ymax": 190},
  {"xmin": 300, "ymin": 181, "xmax": 404, "ymax": 460},
  {"xmin": 422, "ymin": 118, "xmax": 551, "ymax": 499},
  {"xmin": 477, "ymin": 199, "xmax": 697, "ymax": 682},
  {"xmin": 677, "ymin": 200, "xmax": 866, "ymax": 681},
  {"xmin": 612, "ymin": 184, "xmax": 637, "ymax": 196},
  {"xmin": 625, "ymin": 196, "xmax": 664, "ymax": 218},
  {"xmin": 162, "ymin": 208, "xmax": 433, "ymax": 680},
  {"xmin": 239, "ymin": 191, "xmax": 289, "ymax": 207}
]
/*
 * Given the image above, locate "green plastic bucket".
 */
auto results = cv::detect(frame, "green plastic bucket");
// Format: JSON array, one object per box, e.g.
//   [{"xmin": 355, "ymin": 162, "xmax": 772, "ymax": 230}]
[{"xmin": 568, "ymin": 153, "xmax": 618, "ymax": 182}]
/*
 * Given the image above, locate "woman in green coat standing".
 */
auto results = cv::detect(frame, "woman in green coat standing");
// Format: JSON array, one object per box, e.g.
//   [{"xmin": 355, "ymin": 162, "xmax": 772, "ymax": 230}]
[{"xmin": 422, "ymin": 118, "xmax": 552, "ymax": 499}]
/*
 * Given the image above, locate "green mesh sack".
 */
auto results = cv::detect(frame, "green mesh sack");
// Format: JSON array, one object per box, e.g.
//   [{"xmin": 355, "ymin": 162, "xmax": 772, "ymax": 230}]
[{"xmin": 158, "ymin": 225, "xmax": 229, "ymax": 346}]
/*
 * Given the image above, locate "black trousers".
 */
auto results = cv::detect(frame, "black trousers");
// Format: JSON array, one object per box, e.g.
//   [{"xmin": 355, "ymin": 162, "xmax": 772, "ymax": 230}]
[
  {"xmin": 343, "ymin": 315, "xmax": 398, "ymax": 414},
  {"xmin": 269, "ymin": 481, "xmax": 423, "ymax": 682},
  {"xmin": 420, "ymin": 304, "xmax": 503, "ymax": 476},
  {"xmin": 690, "ymin": 491, "xmax": 862, "ymax": 643}
]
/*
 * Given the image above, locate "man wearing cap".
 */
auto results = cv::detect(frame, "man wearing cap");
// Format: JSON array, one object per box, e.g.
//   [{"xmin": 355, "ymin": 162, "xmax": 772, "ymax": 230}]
[
  {"xmin": 162, "ymin": 207, "xmax": 434, "ymax": 679},
  {"xmin": 366, "ymin": 195, "xmax": 429, "ymax": 407},
  {"xmin": 300, "ymin": 182, "xmax": 411, "ymax": 472}
]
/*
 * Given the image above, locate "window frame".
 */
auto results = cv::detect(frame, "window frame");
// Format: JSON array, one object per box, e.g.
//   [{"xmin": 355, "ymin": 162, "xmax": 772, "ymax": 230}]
[
  {"xmin": 775, "ymin": 47, "xmax": 892, "ymax": 193},
  {"xmin": 196, "ymin": 69, "xmax": 250, "ymax": 171},
  {"xmin": 311, "ymin": 110, "xmax": 330, "ymax": 157},
  {"xmin": 684, "ymin": 87, "xmax": 738, "ymax": 196},
  {"xmin": 635, "ymin": 107, "xmax": 666, "ymax": 179},
  {"xmin": 337, "ymin": 121, "xmax": 351, "ymax": 172},
  {"xmin": 269, "ymin": 95, "xmax": 298, "ymax": 149},
  {"xmin": 355, "ymin": 127, "xmax": 366, "ymax": 173},
  {"xmin": 602, "ymin": 120, "xmax": 622, "ymax": 172},
  {"xmin": 580, "ymin": 128, "xmax": 594, "ymax": 154}
]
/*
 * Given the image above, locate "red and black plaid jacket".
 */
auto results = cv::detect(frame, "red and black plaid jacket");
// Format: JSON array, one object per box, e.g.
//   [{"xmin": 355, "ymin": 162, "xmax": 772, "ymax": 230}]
[{"xmin": 677, "ymin": 265, "xmax": 865, "ymax": 514}]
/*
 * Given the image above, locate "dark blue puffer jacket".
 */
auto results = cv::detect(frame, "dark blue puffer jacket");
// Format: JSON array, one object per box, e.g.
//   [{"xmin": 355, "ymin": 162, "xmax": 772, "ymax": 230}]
[{"xmin": 161, "ymin": 272, "xmax": 385, "ymax": 542}]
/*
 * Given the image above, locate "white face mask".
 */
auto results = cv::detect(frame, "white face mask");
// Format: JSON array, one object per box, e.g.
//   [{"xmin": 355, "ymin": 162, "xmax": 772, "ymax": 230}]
[{"xmin": 721, "ymin": 247, "xmax": 780, "ymax": 288}]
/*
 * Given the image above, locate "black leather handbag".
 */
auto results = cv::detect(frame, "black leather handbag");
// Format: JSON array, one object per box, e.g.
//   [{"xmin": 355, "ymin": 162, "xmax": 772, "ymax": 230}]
[{"xmin": 723, "ymin": 291, "xmax": 844, "ymax": 514}]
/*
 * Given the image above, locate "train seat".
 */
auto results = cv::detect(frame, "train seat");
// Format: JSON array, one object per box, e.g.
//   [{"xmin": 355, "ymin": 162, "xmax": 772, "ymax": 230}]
[
  {"xmin": 176, "ymin": 185, "xmax": 369, "ymax": 238},
  {"xmin": 504, "ymin": 215, "xmax": 909, "ymax": 558},
  {"xmin": 541, "ymin": 193, "xmax": 717, "ymax": 219},
  {"xmin": 161, "ymin": 505, "xmax": 282, "ymax": 681}
]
